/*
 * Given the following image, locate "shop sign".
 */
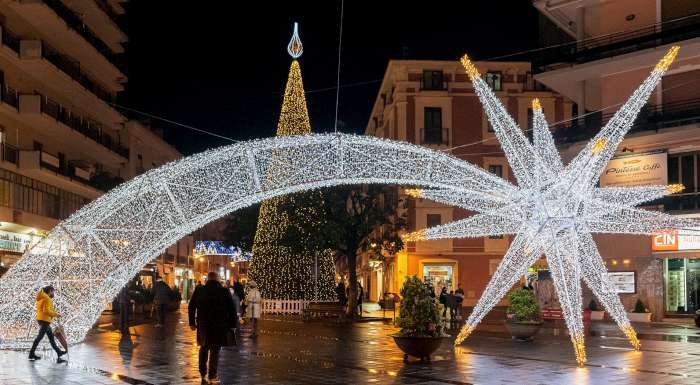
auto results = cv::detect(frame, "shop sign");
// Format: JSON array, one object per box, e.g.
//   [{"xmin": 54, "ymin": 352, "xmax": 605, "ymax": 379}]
[
  {"xmin": 0, "ymin": 230, "xmax": 34, "ymax": 253},
  {"xmin": 608, "ymin": 271, "xmax": 635, "ymax": 294},
  {"xmin": 652, "ymin": 228, "xmax": 700, "ymax": 251},
  {"xmin": 600, "ymin": 152, "xmax": 667, "ymax": 187}
]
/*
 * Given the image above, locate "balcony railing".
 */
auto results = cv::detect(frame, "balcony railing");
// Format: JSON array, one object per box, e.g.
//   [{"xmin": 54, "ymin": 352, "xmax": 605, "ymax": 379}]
[
  {"xmin": 420, "ymin": 127, "xmax": 448, "ymax": 145},
  {"xmin": 94, "ymin": 0, "xmax": 125, "ymax": 29},
  {"xmin": 39, "ymin": 95, "xmax": 129, "ymax": 158},
  {"xmin": 1, "ymin": 84, "xmax": 18, "ymax": 109},
  {"xmin": 1, "ymin": 26, "xmax": 20, "ymax": 54},
  {"xmin": 420, "ymin": 79, "xmax": 448, "ymax": 91},
  {"xmin": 41, "ymin": 0, "xmax": 126, "ymax": 73},
  {"xmin": 0, "ymin": 143, "xmax": 18, "ymax": 165},
  {"xmin": 553, "ymin": 97, "xmax": 700, "ymax": 145},
  {"xmin": 662, "ymin": 190, "xmax": 700, "ymax": 212},
  {"xmin": 532, "ymin": 13, "xmax": 700, "ymax": 72}
]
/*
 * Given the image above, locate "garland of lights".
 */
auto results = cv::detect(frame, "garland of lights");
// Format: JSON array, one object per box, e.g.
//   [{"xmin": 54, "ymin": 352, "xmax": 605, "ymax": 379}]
[
  {"xmin": 404, "ymin": 46, "xmax": 699, "ymax": 366},
  {"xmin": 249, "ymin": 23, "xmax": 336, "ymax": 301}
]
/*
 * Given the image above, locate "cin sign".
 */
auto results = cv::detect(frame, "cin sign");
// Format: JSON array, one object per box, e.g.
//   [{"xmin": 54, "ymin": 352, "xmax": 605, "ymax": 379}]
[{"xmin": 653, "ymin": 228, "xmax": 700, "ymax": 251}]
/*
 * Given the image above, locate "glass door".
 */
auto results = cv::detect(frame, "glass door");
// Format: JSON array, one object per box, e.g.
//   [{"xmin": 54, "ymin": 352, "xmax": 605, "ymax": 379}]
[
  {"xmin": 687, "ymin": 259, "xmax": 700, "ymax": 313},
  {"xmin": 665, "ymin": 258, "xmax": 686, "ymax": 312}
]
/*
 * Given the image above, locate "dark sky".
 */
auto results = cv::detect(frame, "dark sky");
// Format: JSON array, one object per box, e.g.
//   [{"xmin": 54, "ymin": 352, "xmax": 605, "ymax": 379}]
[{"xmin": 120, "ymin": 1, "xmax": 540, "ymax": 156}]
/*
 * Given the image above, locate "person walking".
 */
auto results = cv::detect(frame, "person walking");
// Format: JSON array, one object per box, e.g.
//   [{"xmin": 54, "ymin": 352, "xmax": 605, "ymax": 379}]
[
  {"xmin": 357, "ymin": 281, "xmax": 364, "ymax": 315},
  {"xmin": 455, "ymin": 283, "xmax": 465, "ymax": 319},
  {"xmin": 28, "ymin": 286, "xmax": 67, "ymax": 362},
  {"xmin": 245, "ymin": 280, "xmax": 261, "ymax": 338},
  {"xmin": 335, "ymin": 280, "xmax": 347, "ymax": 306},
  {"xmin": 447, "ymin": 290, "xmax": 457, "ymax": 322},
  {"xmin": 153, "ymin": 278, "xmax": 170, "ymax": 327},
  {"xmin": 117, "ymin": 285, "xmax": 134, "ymax": 334},
  {"xmin": 189, "ymin": 272, "xmax": 236, "ymax": 384},
  {"xmin": 439, "ymin": 287, "xmax": 448, "ymax": 318}
]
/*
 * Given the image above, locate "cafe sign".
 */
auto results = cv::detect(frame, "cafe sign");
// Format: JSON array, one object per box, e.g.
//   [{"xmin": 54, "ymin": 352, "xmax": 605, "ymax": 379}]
[
  {"xmin": 600, "ymin": 152, "xmax": 667, "ymax": 187},
  {"xmin": 0, "ymin": 229, "xmax": 34, "ymax": 253}
]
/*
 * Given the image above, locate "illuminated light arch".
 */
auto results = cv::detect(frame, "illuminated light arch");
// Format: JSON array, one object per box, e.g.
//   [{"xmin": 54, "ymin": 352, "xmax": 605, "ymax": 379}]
[{"xmin": 0, "ymin": 133, "xmax": 512, "ymax": 347}]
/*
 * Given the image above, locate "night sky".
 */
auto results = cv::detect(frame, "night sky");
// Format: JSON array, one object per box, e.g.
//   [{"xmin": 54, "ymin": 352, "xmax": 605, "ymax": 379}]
[{"xmin": 120, "ymin": 1, "xmax": 540, "ymax": 156}]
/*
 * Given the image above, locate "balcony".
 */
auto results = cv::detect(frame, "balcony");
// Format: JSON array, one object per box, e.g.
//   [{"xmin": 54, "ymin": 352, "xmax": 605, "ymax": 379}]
[
  {"xmin": 532, "ymin": 13, "xmax": 700, "ymax": 73},
  {"xmin": 41, "ymin": 42, "xmax": 115, "ymax": 104},
  {"xmin": 18, "ymin": 150, "xmax": 103, "ymax": 198},
  {"xmin": 41, "ymin": 0, "xmax": 125, "ymax": 71},
  {"xmin": 1, "ymin": 85, "xmax": 19, "ymax": 109},
  {"xmin": 663, "ymin": 190, "xmax": 700, "ymax": 212},
  {"xmin": 553, "ymin": 97, "xmax": 700, "ymax": 145},
  {"xmin": 38, "ymin": 95, "xmax": 128, "ymax": 158},
  {"xmin": 420, "ymin": 79, "xmax": 448, "ymax": 91},
  {"xmin": 420, "ymin": 128, "xmax": 449, "ymax": 146},
  {"xmin": 0, "ymin": 143, "xmax": 18, "ymax": 165}
]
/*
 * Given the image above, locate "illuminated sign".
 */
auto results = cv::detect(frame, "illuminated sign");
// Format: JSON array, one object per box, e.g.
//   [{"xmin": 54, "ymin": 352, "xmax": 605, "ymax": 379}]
[
  {"xmin": 652, "ymin": 228, "xmax": 700, "ymax": 251},
  {"xmin": 0, "ymin": 230, "xmax": 36, "ymax": 253},
  {"xmin": 600, "ymin": 152, "xmax": 667, "ymax": 187},
  {"xmin": 608, "ymin": 272, "xmax": 635, "ymax": 293},
  {"xmin": 194, "ymin": 241, "xmax": 252, "ymax": 262}
]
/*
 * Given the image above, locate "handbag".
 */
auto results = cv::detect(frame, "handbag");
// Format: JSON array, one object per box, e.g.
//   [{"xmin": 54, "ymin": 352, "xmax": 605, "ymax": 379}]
[{"xmin": 53, "ymin": 323, "xmax": 68, "ymax": 351}]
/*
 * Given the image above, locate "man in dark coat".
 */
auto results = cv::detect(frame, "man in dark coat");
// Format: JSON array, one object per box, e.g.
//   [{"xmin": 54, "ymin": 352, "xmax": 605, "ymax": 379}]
[
  {"xmin": 117, "ymin": 285, "xmax": 133, "ymax": 334},
  {"xmin": 189, "ymin": 272, "xmax": 236, "ymax": 383}
]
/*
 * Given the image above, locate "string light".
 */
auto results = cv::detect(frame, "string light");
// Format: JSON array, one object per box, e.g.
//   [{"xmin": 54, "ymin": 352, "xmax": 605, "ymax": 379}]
[
  {"xmin": 249, "ymin": 23, "xmax": 336, "ymax": 301},
  {"xmin": 407, "ymin": 46, "xmax": 696, "ymax": 366}
]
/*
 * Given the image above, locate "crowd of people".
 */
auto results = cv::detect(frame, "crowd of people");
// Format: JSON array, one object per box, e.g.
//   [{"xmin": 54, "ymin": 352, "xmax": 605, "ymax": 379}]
[
  {"xmin": 434, "ymin": 283, "xmax": 465, "ymax": 322},
  {"xmin": 334, "ymin": 279, "xmax": 364, "ymax": 314}
]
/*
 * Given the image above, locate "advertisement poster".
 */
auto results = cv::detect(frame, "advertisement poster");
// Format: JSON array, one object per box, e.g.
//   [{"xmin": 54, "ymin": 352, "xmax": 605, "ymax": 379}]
[{"xmin": 608, "ymin": 271, "xmax": 635, "ymax": 294}]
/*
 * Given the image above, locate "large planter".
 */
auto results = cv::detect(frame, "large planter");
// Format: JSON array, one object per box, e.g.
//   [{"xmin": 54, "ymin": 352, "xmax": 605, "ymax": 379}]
[
  {"xmin": 505, "ymin": 320, "xmax": 542, "ymax": 340},
  {"xmin": 392, "ymin": 335, "xmax": 445, "ymax": 362},
  {"xmin": 591, "ymin": 310, "xmax": 605, "ymax": 321},
  {"xmin": 627, "ymin": 312, "xmax": 652, "ymax": 323}
]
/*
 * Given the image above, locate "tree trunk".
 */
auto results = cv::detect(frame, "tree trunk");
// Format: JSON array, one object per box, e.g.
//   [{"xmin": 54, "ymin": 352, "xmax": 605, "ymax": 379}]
[{"xmin": 346, "ymin": 250, "xmax": 358, "ymax": 318}]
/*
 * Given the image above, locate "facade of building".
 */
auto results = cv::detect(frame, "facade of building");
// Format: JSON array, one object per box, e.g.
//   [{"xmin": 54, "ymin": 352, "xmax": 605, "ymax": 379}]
[
  {"xmin": 365, "ymin": 59, "xmax": 573, "ymax": 304},
  {"xmin": 532, "ymin": 0, "xmax": 700, "ymax": 320},
  {"xmin": 0, "ymin": 2, "xmax": 195, "ymax": 298}
]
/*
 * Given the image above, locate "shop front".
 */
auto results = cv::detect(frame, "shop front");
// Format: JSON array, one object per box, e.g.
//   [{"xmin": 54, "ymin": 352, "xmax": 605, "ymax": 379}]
[
  {"xmin": 0, "ymin": 224, "xmax": 44, "ymax": 273},
  {"xmin": 420, "ymin": 261, "xmax": 457, "ymax": 296},
  {"xmin": 654, "ymin": 227, "xmax": 700, "ymax": 315},
  {"xmin": 652, "ymin": 225, "xmax": 700, "ymax": 315}
]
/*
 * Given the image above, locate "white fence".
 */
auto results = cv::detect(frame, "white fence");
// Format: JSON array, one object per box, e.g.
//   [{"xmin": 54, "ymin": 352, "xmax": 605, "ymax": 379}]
[{"xmin": 261, "ymin": 299, "xmax": 337, "ymax": 315}]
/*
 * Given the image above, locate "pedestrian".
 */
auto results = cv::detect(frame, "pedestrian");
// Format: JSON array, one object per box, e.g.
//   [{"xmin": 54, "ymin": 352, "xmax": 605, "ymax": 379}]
[
  {"xmin": 428, "ymin": 284, "xmax": 436, "ymax": 301},
  {"xmin": 455, "ymin": 283, "xmax": 465, "ymax": 319},
  {"xmin": 188, "ymin": 272, "xmax": 236, "ymax": 384},
  {"xmin": 357, "ymin": 281, "xmax": 364, "ymax": 315},
  {"xmin": 245, "ymin": 280, "xmax": 261, "ymax": 338},
  {"xmin": 153, "ymin": 278, "xmax": 170, "ymax": 327},
  {"xmin": 117, "ymin": 285, "xmax": 134, "ymax": 334},
  {"xmin": 447, "ymin": 290, "xmax": 457, "ymax": 320},
  {"xmin": 335, "ymin": 280, "xmax": 347, "ymax": 306},
  {"xmin": 233, "ymin": 279, "xmax": 245, "ymax": 302},
  {"xmin": 439, "ymin": 287, "xmax": 448, "ymax": 318},
  {"xmin": 28, "ymin": 286, "xmax": 67, "ymax": 362}
]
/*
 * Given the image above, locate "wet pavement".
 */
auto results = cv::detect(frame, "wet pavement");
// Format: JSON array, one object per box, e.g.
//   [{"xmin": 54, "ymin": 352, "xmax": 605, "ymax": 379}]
[{"xmin": 2, "ymin": 307, "xmax": 700, "ymax": 384}]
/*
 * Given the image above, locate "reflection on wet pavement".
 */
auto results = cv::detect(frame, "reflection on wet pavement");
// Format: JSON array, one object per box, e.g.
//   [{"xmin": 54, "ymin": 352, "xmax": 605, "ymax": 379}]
[{"xmin": 2, "ymin": 308, "xmax": 700, "ymax": 384}]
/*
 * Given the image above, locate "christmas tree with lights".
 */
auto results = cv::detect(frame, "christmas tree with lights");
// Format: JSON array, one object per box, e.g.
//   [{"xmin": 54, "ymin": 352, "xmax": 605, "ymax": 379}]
[{"xmin": 249, "ymin": 23, "xmax": 336, "ymax": 300}]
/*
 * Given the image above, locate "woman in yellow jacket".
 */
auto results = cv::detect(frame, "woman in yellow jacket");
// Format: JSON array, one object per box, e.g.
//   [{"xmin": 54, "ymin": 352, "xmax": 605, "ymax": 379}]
[{"xmin": 28, "ymin": 286, "xmax": 67, "ymax": 362}]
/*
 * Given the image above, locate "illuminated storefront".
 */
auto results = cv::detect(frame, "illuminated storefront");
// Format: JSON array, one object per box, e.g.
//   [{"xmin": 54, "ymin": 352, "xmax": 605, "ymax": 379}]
[{"xmin": 654, "ymin": 228, "xmax": 700, "ymax": 314}]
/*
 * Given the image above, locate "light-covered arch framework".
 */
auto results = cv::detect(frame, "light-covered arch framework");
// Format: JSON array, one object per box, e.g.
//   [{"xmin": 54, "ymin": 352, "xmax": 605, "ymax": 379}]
[{"xmin": 0, "ymin": 133, "xmax": 513, "ymax": 347}]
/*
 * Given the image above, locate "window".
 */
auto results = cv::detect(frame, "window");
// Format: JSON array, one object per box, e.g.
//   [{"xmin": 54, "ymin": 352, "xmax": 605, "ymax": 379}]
[
  {"xmin": 426, "ymin": 213, "xmax": 441, "ymax": 228},
  {"xmin": 488, "ymin": 165, "xmax": 503, "ymax": 178},
  {"xmin": 485, "ymin": 72, "xmax": 502, "ymax": 91},
  {"xmin": 486, "ymin": 120, "xmax": 495, "ymax": 133},
  {"xmin": 423, "ymin": 107, "xmax": 443, "ymax": 144},
  {"xmin": 667, "ymin": 152, "xmax": 700, "ymax": 211},
  {"xmin": 422, "ymin": 70, "xmax": 444, "ymax": 90}
]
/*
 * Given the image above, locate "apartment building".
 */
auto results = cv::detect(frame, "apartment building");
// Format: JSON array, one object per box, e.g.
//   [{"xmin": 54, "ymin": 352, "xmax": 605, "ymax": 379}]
[
  {"xmin": 532, "ymin": 0, "xmax": 700, "ymax": 320},
  {"xmin": 0, "ymin": 1, "xmax": 194, "ymax": 294},
  {"xmin": 365, "ymin": 59, "xmax": 572, "ymax": 304}
]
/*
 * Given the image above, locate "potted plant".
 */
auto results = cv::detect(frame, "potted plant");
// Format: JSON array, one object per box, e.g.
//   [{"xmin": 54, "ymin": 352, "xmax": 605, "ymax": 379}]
[
  {"xmin": 588, "ymin": 299, "xmax": 605, "ymax": 321},
  {"xmin": 505, "ymin": 288, "xmax": 542, "ymax": 340},
  {"xmin": 393, "ymin": 276, "xmax": 448, "ymax": 362},
  {"xmin": 627, "ymin": 298, "xmax": 652, "ymax": 322}
]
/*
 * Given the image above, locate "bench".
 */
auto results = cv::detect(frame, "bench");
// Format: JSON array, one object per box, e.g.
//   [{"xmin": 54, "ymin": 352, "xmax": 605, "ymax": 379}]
[{"xmin": 302, "ymin": 302, "xmax": 346, "ymax": 321}]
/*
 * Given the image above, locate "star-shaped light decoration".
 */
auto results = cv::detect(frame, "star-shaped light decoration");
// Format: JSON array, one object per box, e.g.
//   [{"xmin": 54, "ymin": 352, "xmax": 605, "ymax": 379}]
[{"xmin": 404, "ymin": 46, "xmax": 698, "ymax": 366}]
